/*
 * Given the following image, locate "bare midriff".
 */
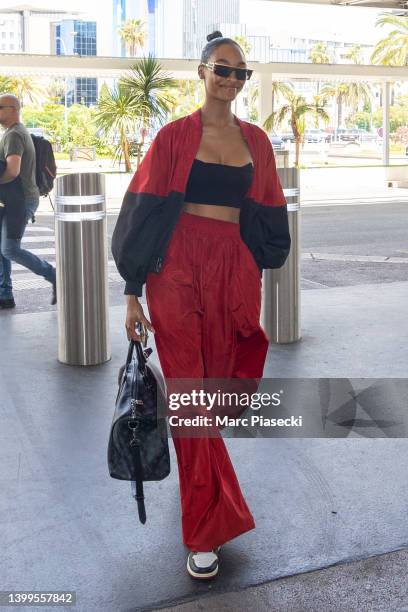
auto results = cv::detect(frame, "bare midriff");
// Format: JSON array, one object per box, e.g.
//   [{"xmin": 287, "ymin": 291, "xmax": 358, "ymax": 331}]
[{"xmin": 182, "ymin": 202, "xmax": 240, "ymax": 224}]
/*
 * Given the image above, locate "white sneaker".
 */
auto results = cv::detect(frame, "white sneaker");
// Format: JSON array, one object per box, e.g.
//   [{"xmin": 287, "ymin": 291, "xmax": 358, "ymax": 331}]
[{"xmin": 187, "ymin": 549, "xmax": 220, "ymax": 579}]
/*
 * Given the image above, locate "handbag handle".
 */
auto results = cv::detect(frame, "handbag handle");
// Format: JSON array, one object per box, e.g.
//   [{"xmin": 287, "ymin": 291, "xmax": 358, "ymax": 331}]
[
  {"xmin": 126, "ymin": 322, "xmax": 155, "ymax": 396},
  {"xmin": 125, "ymin": 322, "xmax": 152, "ymax": 371}
]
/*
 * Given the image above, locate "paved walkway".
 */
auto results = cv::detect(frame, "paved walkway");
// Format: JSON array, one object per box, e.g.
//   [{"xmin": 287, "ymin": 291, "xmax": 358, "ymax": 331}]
[
  {"xmin": 9, "ymin": 221, "xmax": 121, "ymax": 293},
  {"xmin": 160, "ymin": 548, "xmax": 408, "ymax": 612},
  {"xmin": 0, "ymin": 279, "xmax": 407, "ymax": 611}
]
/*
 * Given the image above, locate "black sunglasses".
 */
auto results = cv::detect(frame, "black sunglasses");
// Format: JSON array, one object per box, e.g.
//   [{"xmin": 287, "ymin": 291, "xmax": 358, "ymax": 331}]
[
  {"xmin": 0, "ymin": 105, "xmax": 15, "ymax": 109},
  {"xmin": 203, "ymin": 62, "xmax": 253, "ymax": 81}
]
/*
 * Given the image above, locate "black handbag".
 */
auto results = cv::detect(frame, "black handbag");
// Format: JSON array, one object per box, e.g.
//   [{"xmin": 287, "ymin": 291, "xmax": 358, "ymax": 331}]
[{"xmin": 107, "ymin": 329, "xmax": 170, "ymax": 524}]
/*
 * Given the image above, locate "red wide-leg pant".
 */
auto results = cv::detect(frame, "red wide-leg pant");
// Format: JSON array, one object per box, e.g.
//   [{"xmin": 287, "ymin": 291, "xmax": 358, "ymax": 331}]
[{"xmin": 145, "ymin": 211, "xmax": 269, "ymax": 552}]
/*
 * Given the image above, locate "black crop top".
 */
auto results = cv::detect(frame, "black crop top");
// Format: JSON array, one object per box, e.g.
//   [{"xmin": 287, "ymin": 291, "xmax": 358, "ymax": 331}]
[{"xmin": 184, "ymin": 158, "xmax": 254, "ymax": 208}]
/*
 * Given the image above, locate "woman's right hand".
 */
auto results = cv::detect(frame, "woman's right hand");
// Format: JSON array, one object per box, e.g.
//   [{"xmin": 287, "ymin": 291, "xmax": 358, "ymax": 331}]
[{"xmin": 125, "ymin": 295, "xmax": 155, "ymax": 343}]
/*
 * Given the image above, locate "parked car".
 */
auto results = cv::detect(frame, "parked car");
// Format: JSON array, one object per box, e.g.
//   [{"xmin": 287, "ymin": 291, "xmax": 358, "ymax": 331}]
[
  {"xmin": 304, "ymin": 129, "xmax": 331, "ymax": 143},
  {"xmin": 270, "ymin": 134, "xmax": 286, "ymax": 151},
  {"xmin": 280, "ymin": 131, "xmax": 296, "ymax": 143},
  {"xmin": 356, "ymin": 129, "xmax": 377, "ymax": 142},
  {"xmin": 334, "ymin": 128, "xmax": 362, "ymax": 143},
  {"xmin": 277, "ymin": 130, "xmax": 331, "ymax": 144}
]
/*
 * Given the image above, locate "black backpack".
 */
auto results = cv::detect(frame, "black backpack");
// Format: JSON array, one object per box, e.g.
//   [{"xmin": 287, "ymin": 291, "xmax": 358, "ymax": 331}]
[{"xmin": 30, "ymin": 134, "xmax": 57, "ymax": 197}]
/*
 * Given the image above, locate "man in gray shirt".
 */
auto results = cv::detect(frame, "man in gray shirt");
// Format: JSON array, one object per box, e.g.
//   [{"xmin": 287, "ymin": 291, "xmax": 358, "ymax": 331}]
[{"xmin": 0, "ymin": 94, "xmax": 56, "ymax": 308}]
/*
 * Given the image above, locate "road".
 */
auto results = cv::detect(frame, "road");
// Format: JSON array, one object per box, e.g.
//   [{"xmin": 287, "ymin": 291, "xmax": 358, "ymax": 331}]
[
  {"xmin": 300, "ymin": 201, "xmax": 408, "ymax": 289},
  {"xmin": 284, "ymin": 140, "xmax": 408, "ymax": 166},
  {"xmin": 2, "ymin": 201, "xmax": 407, "ymax": 314}
]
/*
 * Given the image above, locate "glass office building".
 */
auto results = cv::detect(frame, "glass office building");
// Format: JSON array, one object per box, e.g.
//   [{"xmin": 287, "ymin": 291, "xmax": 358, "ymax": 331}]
[
  {"xmin": 73, "ymin": 21, "xmax": 97, "ymax": 56},
  {"xmin": 55, "ymin": 20, "xmax": 98, "ymax": 106},
  {"xmin": 112, "ymin": 0, "xmax": 126, "ymax": 56}
]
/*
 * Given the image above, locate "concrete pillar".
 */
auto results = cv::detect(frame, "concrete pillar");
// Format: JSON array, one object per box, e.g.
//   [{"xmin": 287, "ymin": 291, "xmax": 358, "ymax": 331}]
[
  {"xmin": 22, "ymin": 10, "xmax": 30, "ymax": 52},
  {"xmin": 382, "ymin": 81, "xmax": 390, "ymax": 166},
  {"xmin": 258, "ymin": 71, "xmax": 273, "ymax": 128}
]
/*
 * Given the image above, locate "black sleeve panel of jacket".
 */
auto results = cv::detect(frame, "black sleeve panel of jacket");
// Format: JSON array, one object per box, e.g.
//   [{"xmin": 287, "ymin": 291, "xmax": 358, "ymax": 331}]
[
  {"xmin": 240, "ymin": 199, "xmax": 291, "ymax": 271},
  {"xmin": 111, "ymin": 126, "xmax": 171, "ymax": 297},
  {"xmin": 238, "ymin": 127, "xmax": 291, "ymax": 271},
  {"xmin": 111, "ymin": 191, "xmax": 165, "ymax": 297},
  {"xmin": 253, "ymin": 202, "xmax": 291, "ymax": 269}
]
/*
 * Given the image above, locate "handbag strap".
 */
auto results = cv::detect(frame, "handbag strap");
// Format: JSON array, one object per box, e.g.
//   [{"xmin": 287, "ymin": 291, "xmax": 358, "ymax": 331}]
[
  {"xmin": 129, "ymin": 324, "xmax": 148, "ymax": 524},
  {"xmin": 126, "ymin": 339, "xmax": 147, "ymax": 371},
  {"xmin": 129, "ymin": 366, "xmax": 147, "ymax": 524},
  {"xmin": 133, "ymin": 450, "xmax": 147, "ymax": 524}
]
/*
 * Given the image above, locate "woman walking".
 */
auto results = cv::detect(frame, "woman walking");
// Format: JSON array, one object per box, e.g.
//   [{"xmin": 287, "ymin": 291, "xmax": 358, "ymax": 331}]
[{"xmin": 112, "ymin": 31, "xmax": 291, "ymax": 579}]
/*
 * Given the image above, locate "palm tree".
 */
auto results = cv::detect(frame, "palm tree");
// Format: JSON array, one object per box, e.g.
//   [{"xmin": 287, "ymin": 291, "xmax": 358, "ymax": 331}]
[
  {"xmin": 118, "ymin": 19, "xmax": 146, "ymax": 57},
  {"xmin": 310, "ymin": 94, "xmax": 328, "ymax": 128},
  {"xmin": 94, "ymin": 82, "xmax": 139, "ymax": 172},
  {"xmin": 320, "ymin": 82, "xmax": 373, "ymax": 128},
  {"xmin": 249, "ymin": 80, "xmax": 294, "ymax": 126},
  {"xmin": 370, "ymin": 13, "xmax": 408, "ymax": 107},
  {"xmin": 233, "ymin": 35, "xmax": 252, "ymax": 56},
  {"xmin": 319, "ymin": 45, "xmax": 374, "ymax": 128},
  {"xmin": 169, "ymin": 79, "xmax": 204, "ymax": 119},
  {"xmin": 0, "ymin": 75, "xmax": 14, "ymax": 93},
  {"xmin": 343, "ymin": 81, "xmax": 374, "ymax": 115},
  {"xmin": 11, "ymin": 76, "xmax": 45, "ymax": 106},
  {"xmin": 370, "ymin": 13, "xmax": 408, "ymax": 66},
  {"xmin": 120, "ymin": 55, "xmax": 176, "ymax": 167},
  {"xmin": 319, "ymin": 82, "xmax": 348, "ymax": 128},
  {"xmin": 271, "ymin": 81, "xmax": 295, "ymax": 119},
  {"xmin": 320, "ymin": 44, "xmax": 375, "ymax": 126},
  {"xmin": 309, "ymin": 42, "xmax": 332, "ymax": 64},
  {"xmin": 263, "ymin": 88, "xmax": 330, "ymax": 166},
  {"xmin": 319, "ymin": 81, "xmax": 373, "ymax": 129},
  {"xmin": 0, "ymin": 75, "xmax": 44, "ymax": 106},
  {"xmin": 309, "ymin": 42, "xmax": 332, "ymax": 96},
  {"xmin": 46, "ymin": 78, "xmax": 66, "ymax": 104},
  {"xmin": 342, "ymin": 44, "xmax": 363, "ymax": 65}
]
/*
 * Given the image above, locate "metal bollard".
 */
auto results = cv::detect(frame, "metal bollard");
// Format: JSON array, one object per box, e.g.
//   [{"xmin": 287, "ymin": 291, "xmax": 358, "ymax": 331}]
[
  {"xmin": 274, "ymin": 150, "xmax": 289, "ymax": 169},
  {"xmin": 54, "ymin": 173, "xmax": 111, "ymax": 365},
  {"xmin": 260, "ymin": 167, "xmax": 301, "ymax": 344}
]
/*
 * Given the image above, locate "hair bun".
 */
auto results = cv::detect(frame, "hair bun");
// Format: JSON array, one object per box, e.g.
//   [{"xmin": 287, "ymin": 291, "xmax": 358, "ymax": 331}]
[{"xmin": 207, "ymin": 30, "xmax": 223, "ymax": 42}]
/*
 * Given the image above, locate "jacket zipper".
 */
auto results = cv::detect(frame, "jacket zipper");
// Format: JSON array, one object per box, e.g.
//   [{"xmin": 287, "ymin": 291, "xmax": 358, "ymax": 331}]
[{"xmin": 154, "ymin": 256, "xmax": 163, "ymax": 272}]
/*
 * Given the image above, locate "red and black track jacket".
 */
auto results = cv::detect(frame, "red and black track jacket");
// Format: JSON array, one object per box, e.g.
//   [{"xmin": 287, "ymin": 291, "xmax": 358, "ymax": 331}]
[{"xmin": 111, "ymin": 108, "xmax": 291, "ymax": 297}]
